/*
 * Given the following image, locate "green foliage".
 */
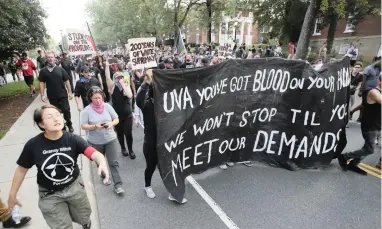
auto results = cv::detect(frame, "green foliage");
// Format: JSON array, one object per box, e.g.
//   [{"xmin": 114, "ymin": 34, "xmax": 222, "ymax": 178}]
[
  {"xmin": 307, "ymin": 53, "xmax": 318, "ymax": 63},
  {"xmin": 0, "ymin": 0, "xmax": 48, "ymax": 53},
  {"xmin": 0, "ymin": 80, "xmax": 39, "ymax": 98}
]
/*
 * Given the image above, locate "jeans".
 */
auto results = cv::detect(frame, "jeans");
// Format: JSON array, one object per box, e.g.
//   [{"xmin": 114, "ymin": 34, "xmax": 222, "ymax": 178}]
[
  {"xmin": 344, "ymin": 128, "xmax": 380, "ymax": 164},
  {"xmin": 90, "ymin": 139, "xmax": 122, "ymax": 186},
  {"xmin": 0, "ymin": 198, "xmax": 11, "ymax": 222}
]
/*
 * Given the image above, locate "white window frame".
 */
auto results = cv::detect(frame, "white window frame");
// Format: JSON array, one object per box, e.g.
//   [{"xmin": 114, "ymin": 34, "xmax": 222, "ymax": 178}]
[
  {"xmin": 344, "ymin": 16, "xmax": 355, "ymax": 33},
  {"xmin": 313, "ymin": 18, "xmax": 322, "ymax": 36},
  {"xmin": 260, "ymin": 26, "xmax": 268, "ymax": 33}
]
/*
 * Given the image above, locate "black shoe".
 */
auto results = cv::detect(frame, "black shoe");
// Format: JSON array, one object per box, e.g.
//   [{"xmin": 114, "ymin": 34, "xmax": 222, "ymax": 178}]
[
  {"xmin": 121, "ymin": 149, "xmax": 129, "ymax": 157},
  {"xmin": 338, "ymin": 154, "xmax": 348, "ymax": 171},
  {"xmin": 348, "ymin": 163, "xmax": 368, "ymax": 176},
  {"xmin": 3, "ymin": 216, "xmax": 31, "ymax": 228},
  {"xmin": 129, "ymin": 150, "xmax": 136, "ymax": 160},
  {"xmin": 82, "ymin": 221, "xmax": 91, "ymax": 229},
  {"xmin": 68, "ymin": 126, "xmax": 74, "ymax": 133}
]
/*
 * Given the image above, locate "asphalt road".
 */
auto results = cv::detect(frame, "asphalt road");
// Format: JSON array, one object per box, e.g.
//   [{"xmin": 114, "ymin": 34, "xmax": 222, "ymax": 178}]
[{"xmin": 92, "ymin": 118, "xmax": 381, "ymax": 229}]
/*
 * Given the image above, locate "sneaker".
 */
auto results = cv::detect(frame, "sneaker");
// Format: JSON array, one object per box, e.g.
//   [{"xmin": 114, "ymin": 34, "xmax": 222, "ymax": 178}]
[
  {"xmin": 337, "ymin": 154, "xmax": 348, "ymax": 171},
  {"xmin": 168, "ymin": 194, "xmax": 187, "ymax": 204},
  {"xmin": 129, "ymin": 151, "xmax": 136, "ymax": 160},
  {"xmin": 68, "ymin": 126, "xmax": 74, "ymax": 133},
  {"xmin": 144, "ymin": 187, "xmax": 156, "ymax": 199},
  {"xmin": 82, "ymin": 221, "xmax": 91, "ymax": 229},
  {"xmin": 114, "ymin": 184, "xmax": 125, "ymax": 194},
  {"xmin": 3, "ymin": 216, "xmax": 31, "ymax": 228},
  {"xmin": 348, "ymin": 163, "xmax": 367, "ymax": 176},
  {"xmin": 226, "ymin": 162, "xmax": 234, "ymax": 167},
  {"xmin": 220, "ymin": 164, "xmax": 227, "ymax": 170},
  {"xmin": 121, "ymin": 149, "xmax": 129, "ymax": 157}
]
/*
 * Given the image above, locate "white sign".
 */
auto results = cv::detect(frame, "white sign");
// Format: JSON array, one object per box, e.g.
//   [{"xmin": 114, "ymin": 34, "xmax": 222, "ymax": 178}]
[
  {"xmin": 66, "ymin": 28, "xmax": 96, "ymax": 55},
  {"xmin": 126, "ymin": 37, "xmax": 157, "ymax": 70}
]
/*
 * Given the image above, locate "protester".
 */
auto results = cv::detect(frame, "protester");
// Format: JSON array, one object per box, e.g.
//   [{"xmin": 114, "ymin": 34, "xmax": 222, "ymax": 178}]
[
  {"xmin": 136, "ymin": 69, "xmax": 187, "ymax": 203},
  {"xmin": 81, "ymin": 86, "xmax": 125, "ymax": 194},
  {"xmin": 347, "ymin": 43, "xmax": 359, "ymax": 67},
  {"xmin": 8, "ymin": 55, "xmax": 18, "ymax": 82},
  {"xmin": 338, "ymin": 75, "xmax": 381, "ymax": 174},
  {"xmin": 60, "ymin": 52, "xmax": 75, "ymax": 91},
  {"xmin": 39, "ymin": 52, "xmax": 74, "ymax": 132},
  {"xmin": 0, "ymin": 62, "xmax": 6, "ymax": 85},
  {"xmin": 317, "ymin": 43, "xmax": 327, "ymax": 63},
  {"xmin": 74, "ymin": 66, "xmax": 102, "ymax": 111},
  {"xmin": 96, "ymin": 56, "xmax": 110, "ymax": 102},
  {"xmin": 36, "ymin": 50, "xmax": 47, "ymax": 72},
  {"xmin": 173, "ymin": 53, "xmax": 182, "ymax": 69},
  {"xmin": 348, "ymin": 62, "xmax": 363, "ymax": 122},
  {"xmin": 105, "ymin": 59, "xmax": 136, "ymax": 159},
  {"xmin": 287, "ymin": 42, "xmax": 295, "ymax": 59},
  {"xmin": 163, "ymin": 59, "xmax": 174, "ymax": 69},
  {"xmin": 8, "ymin": 104, "xmax": 109, "ymax": 229},
  {"xmin": 180, "ymin": 55, "xmax": 195, "ymax": 69},
  {"xmin": 17, "ymin": 52, "xmax": 38, "ymax": 97}
]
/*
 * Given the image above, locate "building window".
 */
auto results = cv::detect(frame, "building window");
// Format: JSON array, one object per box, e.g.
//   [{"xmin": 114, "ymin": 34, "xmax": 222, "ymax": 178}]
[
  {"xmin": 313, "ymin": 18, "xmax": 322, "ymax": 36},
  {"xmin": 344, "ymin": 16, "xmax": 355, "ymax": 33},
  {"xmin": 260, "ymin": 26, "xmax": 268, "ymax": 33}
]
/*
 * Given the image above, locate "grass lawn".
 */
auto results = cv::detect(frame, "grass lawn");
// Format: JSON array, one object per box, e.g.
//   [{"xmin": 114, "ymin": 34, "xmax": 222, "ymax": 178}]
[{"xmin": 0, "ymin": 80, "xmax": 39, "ymax": 98}]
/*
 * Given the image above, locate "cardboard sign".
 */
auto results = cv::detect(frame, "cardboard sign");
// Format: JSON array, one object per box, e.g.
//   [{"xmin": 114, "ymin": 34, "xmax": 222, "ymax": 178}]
[
  {"xmin": 126, "ymin": 37, "xmax": 157, "ymax": 70},
  {"xmin": 152, "ymin": 57, "xmax": 350, "ymax": 202},
  {"xmin": 66, "ymin": 28, "xmax": 96, "ymax": 55}
]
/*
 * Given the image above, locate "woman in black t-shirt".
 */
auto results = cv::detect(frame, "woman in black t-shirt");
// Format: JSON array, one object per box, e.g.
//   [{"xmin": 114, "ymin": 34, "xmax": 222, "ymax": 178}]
[{"xmin": 8, "ymin": 105, "xmax": 109, "ymax": 229}]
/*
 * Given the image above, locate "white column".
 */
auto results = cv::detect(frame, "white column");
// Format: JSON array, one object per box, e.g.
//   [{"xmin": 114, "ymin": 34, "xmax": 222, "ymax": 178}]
[
  {"xmin": 240, "ymin": 21, "xmax": 244, "ymax": 44},
  {"xmin": 225, "ymin": 22, "xmax": 229, "ymax": 44}
]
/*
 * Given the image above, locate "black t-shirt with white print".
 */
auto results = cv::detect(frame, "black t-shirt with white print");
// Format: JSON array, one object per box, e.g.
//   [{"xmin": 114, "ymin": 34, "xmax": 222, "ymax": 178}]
[{"xmin": 17, "ymin": 132, "xmax": 90, "ymax": 191}]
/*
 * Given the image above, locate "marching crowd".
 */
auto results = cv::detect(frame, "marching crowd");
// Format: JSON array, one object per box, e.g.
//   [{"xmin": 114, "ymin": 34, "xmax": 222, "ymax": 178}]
[{"xmin": 0, "ymin": 42, "xmax": 380, "ymax": 229}]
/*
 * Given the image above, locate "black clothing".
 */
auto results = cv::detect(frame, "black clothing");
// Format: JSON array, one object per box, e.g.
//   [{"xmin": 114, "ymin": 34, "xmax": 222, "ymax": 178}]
[
  {"xmin": 17, "ymin": 132, "xmax": 90, "ymax": 191},
  {"xmin": 116, "ymin": 115, "xmax": 133, "ymax": 152},
  {"xmin": 136, "ymin": 82, "xmax": 156, "ymax": 145},
  {"xmin": 99, "ymin": 67, "xmax": 110, "ymax": 102},
  {"xmin": 50, "ymin": 97, "xmax": 72, "ymax": 128},
  {"xmin": 180, "ymin": 62, "xmax": 195, "ymax": 69},
  {"xmin": 111, "ymin": 86, "xmax": 133, "ymax": 116},
  {"xmin": 37, "ymin": 56, "xmax": 47, "ymax": 69},
  {"xmin": 39, "ymin": 66, "xmax": 69, "ymax": 100},
  {"xmin": 350, "ymin": 72, "xmax": 363, "ymax": 95},
  {"xmin": 61, "ymin": 58, "xmax": 75, "ymax": 91},
  {"xmin": 89, "ymin": 67, "xmax": 100, "ymax": 80},
  {"xmin": 136, "ymin": 82, "xmax": 157, "ymax": 187},
  {"xmin": 361, "ymin": 89, "xmax": 381, "ymax": 131},
  {"xmin": 74, "ymin": 77, "xmax": 101, "ymax": 108},
  {"xmin": 173, "ymin": 60, "xmax": 182, "ymax": 69}
]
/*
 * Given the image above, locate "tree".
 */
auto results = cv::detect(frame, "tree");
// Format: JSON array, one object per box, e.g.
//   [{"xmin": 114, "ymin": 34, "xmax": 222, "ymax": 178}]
[
  {"xmin": 320, "ymin": 0, "xmax": 381, "ymax": 54},
  {"xmin": 0, "ymin": 0, "xmax": 48, "ymax": 56},
  {"xmin": 294, "ymin": 0, "xmax": 322, "ymax": 60}
]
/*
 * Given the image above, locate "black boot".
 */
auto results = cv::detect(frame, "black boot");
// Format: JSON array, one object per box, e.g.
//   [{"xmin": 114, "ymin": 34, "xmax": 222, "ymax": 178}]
[
  {"xmin": 3, "ymin": 216, "xmax": 31, "ymax": 228},
  {"xmin": 337, "ymin": 154, "xmax": 348, "ymax": 171},
  {"xmin": 348, "ymin": 159, "xmax": 367, "ymax": 176},
  {"xmin": 121, "ymin": 149, "xmax": 129, "ymax": 157},
  {"xmin": 129, "ymin": 150, "xmax": 136, "ymax": 160}
]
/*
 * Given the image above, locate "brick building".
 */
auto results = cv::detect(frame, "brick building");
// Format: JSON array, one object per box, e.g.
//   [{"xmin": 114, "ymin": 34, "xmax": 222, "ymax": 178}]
[
  {"xmin": 310, "ymin": 15, "xmax": 381, "ymax": 58},
  {"xmin": 185, "ymin": 11, "xmax": 260, "ymax": 45}
]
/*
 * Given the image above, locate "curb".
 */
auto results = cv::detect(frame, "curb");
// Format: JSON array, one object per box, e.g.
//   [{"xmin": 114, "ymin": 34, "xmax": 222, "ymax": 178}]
[{"xmin": 81, "ymin": 154, "xmax": 101, "ymax": 229}]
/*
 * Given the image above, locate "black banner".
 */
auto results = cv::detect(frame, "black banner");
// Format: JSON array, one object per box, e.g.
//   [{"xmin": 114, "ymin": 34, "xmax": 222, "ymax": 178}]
[{"xmin": 153, "ymin": 58, "xmax": 350, "ymax": 202}]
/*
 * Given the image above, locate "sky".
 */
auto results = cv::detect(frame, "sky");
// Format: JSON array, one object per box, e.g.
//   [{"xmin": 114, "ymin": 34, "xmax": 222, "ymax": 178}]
[{"xmin": 40, "ymin": 0, "xmax": 90, "ymax": 42}]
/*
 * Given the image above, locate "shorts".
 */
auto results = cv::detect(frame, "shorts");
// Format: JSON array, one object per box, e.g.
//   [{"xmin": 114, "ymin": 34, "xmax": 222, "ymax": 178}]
[
  {"xmin": 38, "ymin": 176, "xmax": 91, "ymax": 229},
  {"xmin": 24, "ymin": 76, "xmax": 34, "ymax": 86}
]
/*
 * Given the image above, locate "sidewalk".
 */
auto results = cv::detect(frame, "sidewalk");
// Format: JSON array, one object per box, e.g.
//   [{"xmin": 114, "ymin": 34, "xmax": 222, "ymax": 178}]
[{"xmin": 0, "ymin": 96, "xmax": 100, "ymax": 229}]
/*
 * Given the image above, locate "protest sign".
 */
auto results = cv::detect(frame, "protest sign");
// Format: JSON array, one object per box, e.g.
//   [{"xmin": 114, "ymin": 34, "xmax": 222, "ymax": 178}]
[
  {"xmin": 126, "ymin": 37, "xmax": 157, "ymax": 70},
  {"xmin": 152, "ymin": 57, "xmax": 350, "ymax": 202},
  {"xmin": 66, "ymin": 28, "xmax": 96, "ymax": 55},
  {"xmin": 218, "ymin": 43, "xmax": 234, "ymax": 57}
]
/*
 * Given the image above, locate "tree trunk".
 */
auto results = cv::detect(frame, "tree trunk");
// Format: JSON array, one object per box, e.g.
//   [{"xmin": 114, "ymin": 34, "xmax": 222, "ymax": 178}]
[
  {"xmin": 294, "ymin": 0, "xmax": 321, "ymax": 60},
  {"xmin": 326, "ymin": 9, "xmax": 338, "ymax": 55},
  {"xmin": 206, "ymin": 0, "xmax": 212, "ymax": 44}
]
